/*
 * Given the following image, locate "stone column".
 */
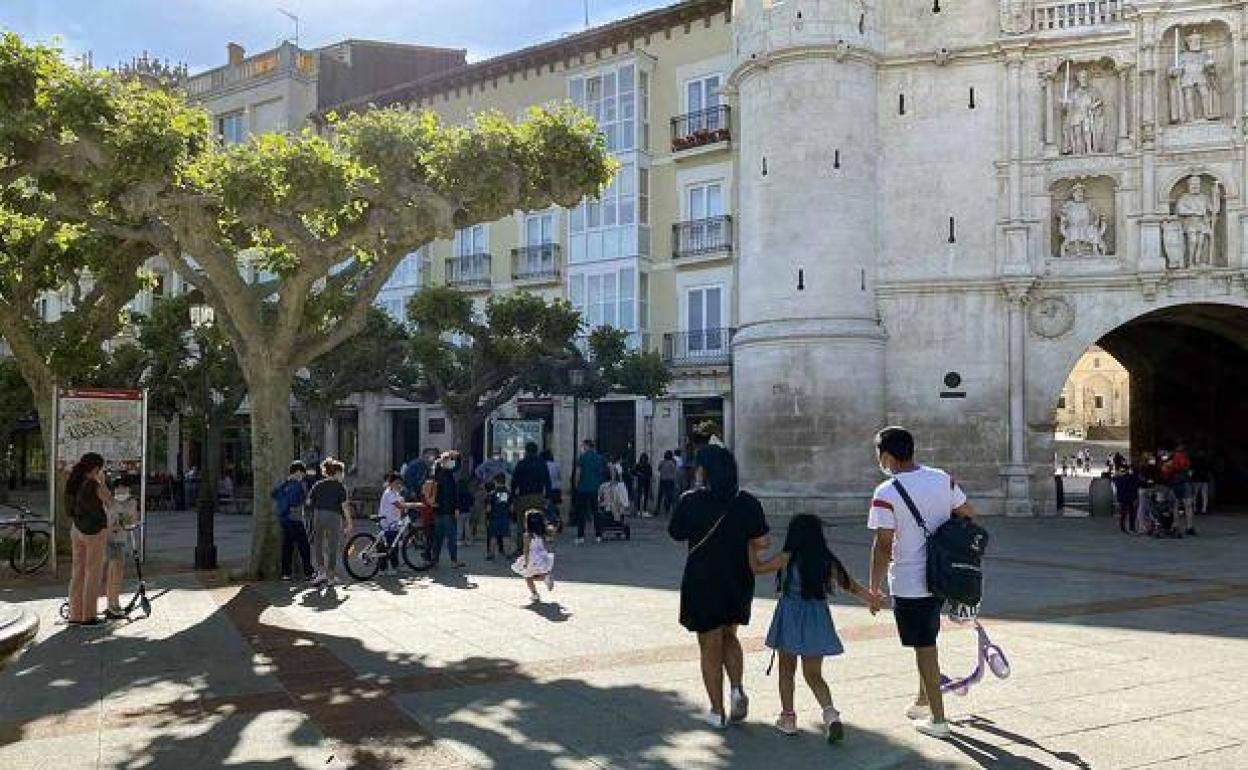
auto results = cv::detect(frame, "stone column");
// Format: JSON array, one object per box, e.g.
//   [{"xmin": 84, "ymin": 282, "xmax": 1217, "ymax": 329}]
[
  {"xmin": 1007, "ymin": 51, "xmax": 1025, "ymax": 220},
  {"xmin": 1116, "ymin": 63, "xmax": 1133, "ymax": 152},
  {"xmin": 1001, "ymin": 282, "xmax": 1034, "ymax": 516},
  {"xmin": 1041, "ymin": 69, "xmax": 1058, "ymax": 156}
]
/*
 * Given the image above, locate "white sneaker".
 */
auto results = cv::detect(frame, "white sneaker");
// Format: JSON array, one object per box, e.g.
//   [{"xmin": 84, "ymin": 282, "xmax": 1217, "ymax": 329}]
[
  {"xmin": 729, "ymin": 688, "xmax": 749, "ymax": 723},
  {"xmin": 702, "ymin": 710, "xmax": 728, "ymax": 730},
  {"xmin": 913, "ymin": 718, "xmax": 952, "ymax": 739},
  {"xmin": 904, "ymin": 703, "xmax": 931, "ymax": 720},
  {"xmin": 544, "ymin": 573, "xmax": 555, "ymax": 591}
]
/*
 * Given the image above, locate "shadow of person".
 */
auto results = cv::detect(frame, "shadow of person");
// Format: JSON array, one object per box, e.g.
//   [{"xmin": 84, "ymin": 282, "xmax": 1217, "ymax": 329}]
[
  {"xmin": 956, "ymin": 715, "xmax": 1092, "ymax": 769},
  {"xmin": 524, "ymin": 600, "xmax": 572, "ymax": 623},
  {"xmin": 426, "ymin": 570, "xmax": 478, "ymax": 590},
  {"xmin": 298, "ymin": 585, "xmax": 349, "ymax": 611}
]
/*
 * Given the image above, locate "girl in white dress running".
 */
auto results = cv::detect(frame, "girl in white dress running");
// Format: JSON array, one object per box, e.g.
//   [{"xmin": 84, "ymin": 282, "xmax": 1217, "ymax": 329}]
[{"xmin": 512, "ymin": 508, "xmax": 555, "ymax": 602}]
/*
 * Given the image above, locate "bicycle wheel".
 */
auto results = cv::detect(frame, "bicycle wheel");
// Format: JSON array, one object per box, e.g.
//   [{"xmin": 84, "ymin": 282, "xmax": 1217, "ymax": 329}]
[
  {"xmin": 10, "ymin": 529, "xmax": 50, "ymax": 574},
  {"xmin": 400, "ymin": 529, "xmax": 430, "ymax": 572},
  {"xmin": 343, "ymin": 532, "xmax": 381, "ymax": 581}
]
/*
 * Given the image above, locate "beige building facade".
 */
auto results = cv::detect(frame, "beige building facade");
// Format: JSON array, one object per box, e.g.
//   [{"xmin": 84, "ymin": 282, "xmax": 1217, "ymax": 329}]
[{"xmin": 1054, "ymin": 346, "xmax": 1131, "ymax": 437}]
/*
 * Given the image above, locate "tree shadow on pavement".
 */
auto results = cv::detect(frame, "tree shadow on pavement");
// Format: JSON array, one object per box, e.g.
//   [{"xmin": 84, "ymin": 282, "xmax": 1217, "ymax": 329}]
[{"xmin": 1, "ymin": 581, "xmax": 981, "ymax": 770}]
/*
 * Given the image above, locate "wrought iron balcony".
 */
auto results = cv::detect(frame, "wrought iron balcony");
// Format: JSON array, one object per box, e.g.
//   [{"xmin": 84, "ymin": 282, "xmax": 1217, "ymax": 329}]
[
  {"xmin": 672, "ymin": 216, "xmax": 733, "ymax": 260},
  {"xmin": 445, "ymin": 253, "xmax": 492, "ymax": 290},
  {"xmin": 511, "ymin": 243, "xmax": 562, "ymax": 284},
  {"xmin": 662, "ymin": 328, "xmax": 735, "ymax": 367},
  {"xmin": 670, "ymin": 105, "xmax": 731, "ymax": 152}
]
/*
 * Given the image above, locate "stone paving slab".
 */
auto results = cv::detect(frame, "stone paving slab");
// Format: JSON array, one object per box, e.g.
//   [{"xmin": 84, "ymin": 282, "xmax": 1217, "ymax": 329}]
[{"xmin": 0, "ymin": 515, "xmax": 1246, "ymax": 768}]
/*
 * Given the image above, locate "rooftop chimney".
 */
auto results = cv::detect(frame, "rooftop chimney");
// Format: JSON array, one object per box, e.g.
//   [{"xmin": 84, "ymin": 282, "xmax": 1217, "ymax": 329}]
[{"xmin": 227, "ymin": 42, "xmax": 245, "ymax": 66}]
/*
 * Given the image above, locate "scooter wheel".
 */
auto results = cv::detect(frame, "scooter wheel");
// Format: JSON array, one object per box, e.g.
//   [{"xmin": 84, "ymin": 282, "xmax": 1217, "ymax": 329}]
[
  {"xmin": 140, "ymin": 597, "xmax": 152, "ymax": 618},
  {"xmin": 59, "ymin": 601, "xmax": 70, "ymax": 620},
  {"xmin": 988, "ymin": 652, "xmax": 1011, "ymax": 679}
]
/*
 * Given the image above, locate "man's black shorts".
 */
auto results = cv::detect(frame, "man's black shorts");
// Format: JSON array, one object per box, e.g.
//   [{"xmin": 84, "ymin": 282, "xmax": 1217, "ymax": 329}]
[{"xmin": 893, "ymin": 596, "xmax": 944, "ymax": 648}]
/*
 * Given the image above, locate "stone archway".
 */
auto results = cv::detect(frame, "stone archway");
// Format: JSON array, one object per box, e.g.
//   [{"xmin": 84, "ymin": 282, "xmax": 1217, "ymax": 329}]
[{"xmin": 1030, "ymin": 299, "xmax": 1248, "ymax": 511}]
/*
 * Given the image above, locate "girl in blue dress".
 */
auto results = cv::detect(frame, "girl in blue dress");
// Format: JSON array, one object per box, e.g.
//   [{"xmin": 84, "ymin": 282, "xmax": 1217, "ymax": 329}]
[{"xmin": 754, "ymin": 514, "xmax": 872, "ymax": 742}]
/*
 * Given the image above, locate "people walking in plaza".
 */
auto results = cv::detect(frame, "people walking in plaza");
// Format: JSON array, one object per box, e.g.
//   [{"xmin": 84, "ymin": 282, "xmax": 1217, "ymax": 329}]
[
  {"xmin": 1191, "ymin": 451, "xmax": 1212, "ymax": 516},
  {"xmin": 511, "ymin": 442, "xmax": 551, "ymax": 522},
  {"xmin": 753, "ymin": 514, "xmax": 872, "ymax": 742},
  {"xmin": 867, "ymin": 426, "xmax": 976, "ymax": 740},
  {"xmin": 634, "ymin": 452, "xmax": 654, "ymax": 516},
  {"xmin": 1113, "ymin": 464, "xmax": 1140, "ymax": 534},
  {"xmin": 272, "ymin": 461, "xmax": 313, "ymax": 581},
  {"xmin": 541, "ymin": 449, "xmax": 563, "ymax": 531},
  {"xmin": 669, "ymin": 445, "xmax": 770, "ymax": 730},
  {"xmin": 656, "ymin": 450, "xmax": 678, "ymax": 516},
  {"xmin": 485, "ymin": 480, "xmax": 511, "ymax": 561},
  {"xmin": 66, "ymin": 452, "xmax": 110, "ymax": 626},
  {"xmin": 307, "ymin": 458, "xmax": 353, "ymax": 587},
  {"xmin": 574, "ymin": 439, "xmax": 607, "ymax": 544},
  {"xmin": 429, "ymin": 451, "xmax": 465, "ymax": 567},
  {"xmin": 512, "ymin": 508, "xmax": 555, "ymax": 603}
]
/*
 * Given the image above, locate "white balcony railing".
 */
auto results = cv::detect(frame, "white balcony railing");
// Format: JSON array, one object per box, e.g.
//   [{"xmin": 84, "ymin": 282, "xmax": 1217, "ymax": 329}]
[{"xmin": 1033, "ymin": 1, "xmax": 1126, "ymax": 32}]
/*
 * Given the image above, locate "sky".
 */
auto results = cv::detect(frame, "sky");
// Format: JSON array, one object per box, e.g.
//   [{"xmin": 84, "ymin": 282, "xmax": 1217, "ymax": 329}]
[{"xmin": 1, "ymin": 0, "xmax": 677, "ymax": 73}]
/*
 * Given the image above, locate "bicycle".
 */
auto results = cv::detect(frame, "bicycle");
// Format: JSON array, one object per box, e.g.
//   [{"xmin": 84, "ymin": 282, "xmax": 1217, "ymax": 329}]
[
  {"xmin": 0, "ymin": 502, "xmax": 52, "ymax": 575},
  {"xmin": 342, "ymin": 513, "xmax": 430, "ymax": 581}
]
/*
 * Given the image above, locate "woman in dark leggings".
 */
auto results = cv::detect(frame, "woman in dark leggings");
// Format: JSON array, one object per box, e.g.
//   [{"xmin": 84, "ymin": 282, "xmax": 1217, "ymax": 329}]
[{"xmin": 635, "ymin": 453, "xmax": 654, "ymax": 514}]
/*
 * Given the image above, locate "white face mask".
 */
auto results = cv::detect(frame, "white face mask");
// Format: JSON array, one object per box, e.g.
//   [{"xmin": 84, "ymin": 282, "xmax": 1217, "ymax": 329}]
[{"xmin": 446, "ymin": 461, "xmax": 457, "ymax": 471}]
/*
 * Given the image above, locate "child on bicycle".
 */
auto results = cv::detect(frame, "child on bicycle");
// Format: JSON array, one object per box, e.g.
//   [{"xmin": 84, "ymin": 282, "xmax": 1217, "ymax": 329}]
[
  {"xmin": 379, "ymin": 473, "xmax": 419, "ymax": 574},
  {"xmin": 511, "ymin": 508, "xmax": 555, "ymax": 603},
  {"xmin": 485, "ymin": 480, "xmax": 511, "ymax": 561},
  {"xmin": 752, "ymin": 513, "xmax": 872, "ymax": 742}
]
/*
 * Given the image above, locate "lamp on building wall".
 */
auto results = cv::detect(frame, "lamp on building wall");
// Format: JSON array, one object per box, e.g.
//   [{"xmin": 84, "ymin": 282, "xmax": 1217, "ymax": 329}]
[{"xmin": 188, "ymin": 294, "xmax": 218, "ymax": 570}]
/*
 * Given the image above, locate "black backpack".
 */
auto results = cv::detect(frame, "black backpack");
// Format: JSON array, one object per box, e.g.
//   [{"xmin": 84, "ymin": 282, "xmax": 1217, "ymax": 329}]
[{"xmin": 892, "ymin": 478, "xmax": 989, "ymax": 607}]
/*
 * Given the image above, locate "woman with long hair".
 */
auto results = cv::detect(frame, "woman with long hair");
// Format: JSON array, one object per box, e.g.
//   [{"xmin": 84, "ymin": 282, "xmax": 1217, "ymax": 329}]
[
  {"xmin": 65, "ymin": 452, "xmax": 112, "ymax": 625},
  {"xmin": 753, "ymin": 514, "xmax": 872, "ymax": 741},
  {"xmin": 668, "ymin": 445, "xmax": 770, "ymax": 729}
]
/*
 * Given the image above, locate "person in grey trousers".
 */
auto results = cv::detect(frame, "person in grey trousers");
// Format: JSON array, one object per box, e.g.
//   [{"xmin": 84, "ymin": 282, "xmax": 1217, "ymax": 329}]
[{"xmin": 306, "ymin": 457, "xmax": 353, "ymax": 586}]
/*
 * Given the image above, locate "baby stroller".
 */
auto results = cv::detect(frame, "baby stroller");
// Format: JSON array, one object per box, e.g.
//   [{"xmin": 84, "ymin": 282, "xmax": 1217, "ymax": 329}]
[{"xmin": 1144, "ymin": 486, "xmax": 1183, "ymax": 539}]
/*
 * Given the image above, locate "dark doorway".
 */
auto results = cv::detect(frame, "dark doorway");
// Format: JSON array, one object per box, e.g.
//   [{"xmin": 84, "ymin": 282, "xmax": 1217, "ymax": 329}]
[
  {"xmin": 391, "ymin": 409, "xmax": 422, "ymax": 471},
  {"xmin": 595, "ymin": 400, "xmax": 637, "ymax": 462},
  {"xmin": 1094, "ymin": 304, "xmax": 1248, "ymax": 505},
  {"xmin": 682, "ymin": 397, "xmax": 725, "ymax": 447},
  {"xmin": 518, "ymin": 401, "xmax": 555, "ymax": 450}
]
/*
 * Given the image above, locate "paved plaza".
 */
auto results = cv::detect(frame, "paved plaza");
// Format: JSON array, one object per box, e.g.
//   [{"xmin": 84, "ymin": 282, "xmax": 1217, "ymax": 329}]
[{"xmin": 1, "ymin": 513, "xmax": 1247, "ymax": 769}]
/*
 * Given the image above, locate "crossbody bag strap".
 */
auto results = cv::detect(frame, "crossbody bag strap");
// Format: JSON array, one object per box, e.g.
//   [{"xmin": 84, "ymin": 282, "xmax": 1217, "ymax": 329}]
[
  {"xmin": 687, "ymin": 513, "xmax": 726, "ymax": 557},
  {"xmin": 891, "ymin": 478, "xmax": 931, "ymax": 539}
]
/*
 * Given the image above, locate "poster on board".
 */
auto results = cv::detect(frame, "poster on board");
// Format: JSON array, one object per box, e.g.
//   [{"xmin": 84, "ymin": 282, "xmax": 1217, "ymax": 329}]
[
  {"xmin": 489, "ymin": 419, "xmax": 544, "ymax": 465},
  {"xmin": 51, "ymin": 388, "xmax": 148, "ymax": 570}
]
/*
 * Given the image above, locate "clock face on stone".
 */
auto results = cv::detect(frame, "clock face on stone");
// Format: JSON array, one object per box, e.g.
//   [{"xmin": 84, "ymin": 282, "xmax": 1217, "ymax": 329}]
[{"xmin": 1028, "ymin": 296, "xmax": 1076, "ymax": 338}]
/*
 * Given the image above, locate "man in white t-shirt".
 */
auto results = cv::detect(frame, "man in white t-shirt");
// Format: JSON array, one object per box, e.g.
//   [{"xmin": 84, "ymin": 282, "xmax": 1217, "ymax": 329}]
[{"xmin": 867, "ymin": 426, "xmax": 975, "ymax": 740}]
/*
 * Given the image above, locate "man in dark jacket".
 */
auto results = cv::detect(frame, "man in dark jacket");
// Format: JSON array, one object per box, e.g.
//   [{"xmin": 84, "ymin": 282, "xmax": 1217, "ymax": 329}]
[
  {"xmin": 511, "ymin": 442, "xmax": 551, "ymax": 515},
  {"xmin": 430, "ymin": 451, "xmax": 464, "ymax": 567}
]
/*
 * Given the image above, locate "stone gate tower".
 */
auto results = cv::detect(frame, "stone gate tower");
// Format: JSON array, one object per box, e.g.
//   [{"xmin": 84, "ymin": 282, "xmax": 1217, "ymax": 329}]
[{"xmin": 729, "ymin": 0, "xmax": 886, "ymax": 515}]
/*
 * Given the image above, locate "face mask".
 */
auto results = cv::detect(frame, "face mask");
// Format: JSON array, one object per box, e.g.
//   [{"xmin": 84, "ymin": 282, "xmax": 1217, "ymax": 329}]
[
  {"xmin": 878, "ymin": 461, "xmax": 893, "ymax": 477},
  {"xmin": 446, "ymin": 461, "xmax": 457, "ymax": 471}
]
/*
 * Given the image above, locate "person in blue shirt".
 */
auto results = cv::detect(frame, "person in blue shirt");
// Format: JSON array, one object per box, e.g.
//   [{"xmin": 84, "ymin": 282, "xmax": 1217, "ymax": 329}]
[
  {"xmin": 574, "ymin": 439, "xmax": 608, "ymax": 543},
  {"xmin": 272, "ymin": 461, "xmax": 312, "ymax": 581}
]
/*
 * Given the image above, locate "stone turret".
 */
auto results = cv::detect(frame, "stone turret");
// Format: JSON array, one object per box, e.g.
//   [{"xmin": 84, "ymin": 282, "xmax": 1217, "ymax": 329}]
[{"xmin": 729, "ymin": 0, "xmax": 886, "ymax": 515}]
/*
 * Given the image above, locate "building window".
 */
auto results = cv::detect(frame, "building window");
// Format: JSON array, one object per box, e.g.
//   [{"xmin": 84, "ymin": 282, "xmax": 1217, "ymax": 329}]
[
  {"xmin": 1093, "ymin": 357, "xmax": 1100, "ymax": 368},
  {"xmin": 1094, "ymin": 395, "xmax": 1105, "ymax": 409},
  {"xmin": 217, "ymin": 111, "xmax": 246, "ymax": 145},
  {"xmin": 685, "ymin": 74, "xmax": 722, "ymax": 126},
  {"xmin": 568, "ymin": 161, "xmax": 648, "ymax": 263},
  {"xmin": 525, "ymin": 212, "xmax": 555, "ymax": 247},
  {"xmin": 1057, "ymin": 395, "xmax": 1067, "ymax": 409},
  {"xmin": 570, "ymin": 63, "xmax": 643, "ymax": 153},
  {"xmin": 687, "ymin": 182, "xmax": 724, "ymax": 220},
  {"xmin": 686, "ymin": 285, "xmax": 725, "ymax": 353},
  {"xmin": 569, "ymin": 265, "xmax": 643, "ymax": 344},
  {"xmin": 455, "ymin": 224, "xmax": 488, "ymax": 257},
  {"xmin": 427, "ymin": 417, "xmax": 446, "ymax": 434},
  {"xmin": 384, "ymin": 246, "xmax": 428, "ymax": 291}
]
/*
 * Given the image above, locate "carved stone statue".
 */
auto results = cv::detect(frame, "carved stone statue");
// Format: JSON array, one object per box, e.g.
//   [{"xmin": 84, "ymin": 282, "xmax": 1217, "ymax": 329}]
[
  {"xmin": 1058, "ymin": 183, "xmax": 1108, "ymax": 257},
  {"xmin": 1169, "ymin": 32, "xmax": 1221, "ymax": 123},
  {"xmin": 1172, "ymin": 176, "xmax": 1221, "ymax": 267},
  {"xmin": 1060, "ymin": 69, "xmax": 1105, "ymax": 155},
  {"xmin": 1161, "ymin": 218, "xmax": 1186, "ymax": 269}
]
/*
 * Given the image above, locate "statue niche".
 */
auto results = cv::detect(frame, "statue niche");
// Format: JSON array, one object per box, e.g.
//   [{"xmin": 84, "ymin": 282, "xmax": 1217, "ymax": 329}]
[
  {"xmin": 1045, "ymin": 60, "xmax": 1120, "ymax": 157},
  {"xmin": 1053, "ymin": 178, "xmax": 1115, "ymax": 259},
  {"xmin": 1059, "ymin": 67, "xmax": 1106, "ymax": 155},
  {"xmin": 1164, "ymin": 25, "xmax": 1228, "ymax": 125},
  {"xmin": 1163, "ymin": 174, "xmax": 1226, "ymax": 269}
]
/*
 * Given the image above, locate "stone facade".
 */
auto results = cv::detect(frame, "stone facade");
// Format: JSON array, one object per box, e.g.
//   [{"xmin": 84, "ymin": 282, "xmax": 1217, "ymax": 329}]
[{"xmin": 728, "ymin": 0, "xmax": 1248, "ymax": 516}]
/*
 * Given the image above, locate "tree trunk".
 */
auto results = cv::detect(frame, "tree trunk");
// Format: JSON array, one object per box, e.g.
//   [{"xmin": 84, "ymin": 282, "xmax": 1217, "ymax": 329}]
[
  {"xmin": 245, "ymin": 369, "xmax": 295, "ymax": 579},
  {"xmin": 451, "ymin": 410, "xmax": 483, "ymax": 473}
]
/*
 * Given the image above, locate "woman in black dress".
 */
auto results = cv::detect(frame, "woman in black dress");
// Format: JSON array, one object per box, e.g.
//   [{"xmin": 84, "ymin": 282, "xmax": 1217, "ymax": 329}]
[{"xmin": 669, "ymin": 446, "xmax": 770, "ymax": 728}]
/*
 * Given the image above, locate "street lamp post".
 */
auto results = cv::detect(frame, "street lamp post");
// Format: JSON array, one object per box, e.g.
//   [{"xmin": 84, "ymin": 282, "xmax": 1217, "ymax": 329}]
[
  {"xmin": 568, "ymin": 366, "xmax": 586, "ymax": 494},
  {"xmin": 189, "ymin": 300, "xmax": 218, "ymax": 571}
]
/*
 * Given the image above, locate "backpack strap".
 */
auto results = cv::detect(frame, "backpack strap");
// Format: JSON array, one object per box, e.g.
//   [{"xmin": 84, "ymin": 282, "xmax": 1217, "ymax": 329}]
[{"xmin": 891, "ymin": 478, "xmax": 932, "ymax": 539}]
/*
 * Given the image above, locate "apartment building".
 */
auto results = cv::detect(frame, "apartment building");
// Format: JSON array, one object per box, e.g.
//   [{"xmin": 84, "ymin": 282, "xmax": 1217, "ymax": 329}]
[{"xmin": 320, "ymin": 0, "xmax": 737, "ymax": 477}]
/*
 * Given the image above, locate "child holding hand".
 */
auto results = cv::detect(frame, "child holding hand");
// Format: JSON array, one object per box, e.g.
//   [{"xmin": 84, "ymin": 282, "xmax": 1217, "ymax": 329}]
[{"xmin": 753, "ymin": 514, "xmax": 873, "ymax": 743}]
